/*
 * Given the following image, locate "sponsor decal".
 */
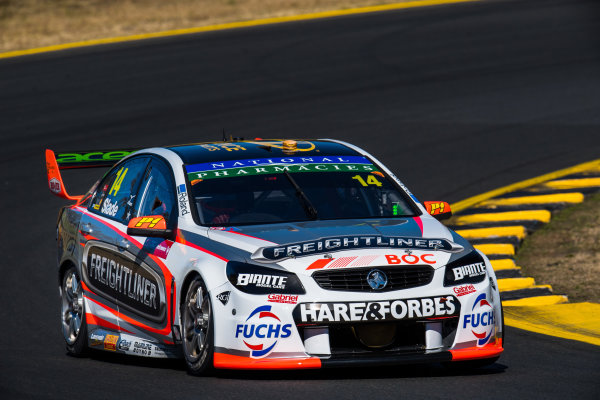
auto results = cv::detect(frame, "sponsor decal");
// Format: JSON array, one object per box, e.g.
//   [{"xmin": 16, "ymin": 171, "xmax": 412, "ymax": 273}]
[
  {"xmin": 235, "ymin": 305, "xmax": 292, "ymax": 358},
  {"xmin": 253, "ymin": 236, "xmax": 463, "ymax": 262},
  {"xmin": 216, "ymin": 291, "xmax": 231, "ymax": 305},
  {"xmin": 186, "ymin": 156, "xmax": 378, "ymax": 181},
  {"xmin": 444, "ymin": 251, "xmax": 488, "ymax": 286},
  {"xmin": 118, "ymin": 339, "xmax": 132, "ymax": 351},
  {"xmin": 227, "ymin": 261, "xmax": 305, "ymax": 295},
  {"xmin": 424, "ymin": 201, "xmax": 450, "ymax": 216},
  {"xmin": 153, "ymin": 240, "xmax": 172, "ymax": 259},
  {"xmin": 49, "ymin": 177, "xmax": 61, "ymax": 193},
  {"xmin": 268, "ymin": 294, "xmax": 298, "ymax": 304},
  {"xmin": 453, "ymin": 284, "xmax": 476, "ymax": 297},
  {"xmin": 56, "ymin": 150, "xmax": 135, "ymax": 164},
  {"xmin": 463, "ymin": 293, "xmax": 495, "ymax": 346},
  {"xmin": 83, "ymin": 246, "xmax": 165, "ymax": 322},
  {"xmin": 132, "ymin": 341, "xmax": 153, "ymax": 356},
  {"xmin": 104, "ymin": 334, "xmax": 119, "ymax": 351},
  {"xmin": 101, "ymin": 197, "xmax": 119, "ymax": 217},
  {"xmin": 114, "ymin": 334, "xmax": 176, "ymax": 358},
  {"xmin": 237, "ymin": 273, "xmax": 287, "ymax": 290},
  {"xmin": 453, "ymin": 261, "xmax": 486, "ymax": 281},
  {"xmin": 199, "ymin": 143, "xmax": 247, "ymax": 152},
  {"xmin": 385, "ymin": 254, "xmax": 436, "ymax": 265},
  {"xmin": 143, "ymin": 237, "xmax": 173, "ymax": 259},
  {"xmin": 294, "ymin": 296, "xmax": 459, "ymax": 324},
  {"xmin": 306, "ymin": 253, "xmax": 436, "ymax": 270},
  {"xmin": 133, "ymin": 216, "xmax": 166, "ymax": 229},
  {"xmin": 89, "ymin": 331, "xmax": 105, "ymax": 345},
  {"xmin": 177, "ymin": 184, "xmax": 190, "ymax": 216}
]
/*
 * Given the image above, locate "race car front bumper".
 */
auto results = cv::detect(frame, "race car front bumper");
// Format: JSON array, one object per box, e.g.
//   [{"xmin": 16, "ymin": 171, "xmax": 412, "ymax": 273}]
[{"xmin": 213, "ymin": 339, "xmax": 503, "ymax": 369}]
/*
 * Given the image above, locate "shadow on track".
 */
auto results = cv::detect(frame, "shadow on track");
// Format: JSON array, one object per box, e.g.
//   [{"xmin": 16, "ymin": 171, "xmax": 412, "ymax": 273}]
[{"xmin": 82, "ymin": 349, "xmax": 506, "ymax": 380}]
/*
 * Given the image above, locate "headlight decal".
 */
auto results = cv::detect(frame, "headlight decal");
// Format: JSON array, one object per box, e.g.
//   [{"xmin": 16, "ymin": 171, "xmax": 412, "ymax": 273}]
[
  {"xmin": 443, "ymin": 251, "xmax": 487, "ymax": 286},
  {"xmin": 226, "ymin": 261, "xmax": 306, "ymax": 294}
]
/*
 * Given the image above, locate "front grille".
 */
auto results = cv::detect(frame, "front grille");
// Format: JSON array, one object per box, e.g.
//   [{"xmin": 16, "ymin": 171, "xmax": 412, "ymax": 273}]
[
  {"xmin": 312, "ymin": 265, "xmax": 434, "ymax": 292},
  {"xmin": 298, "ymin": 317, "xmax": 459, "ymax": 356}
]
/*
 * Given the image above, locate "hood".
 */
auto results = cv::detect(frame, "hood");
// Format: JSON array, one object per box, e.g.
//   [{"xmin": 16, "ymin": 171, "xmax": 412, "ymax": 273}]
[{"xmin": 205, "ymin": 217, "xmax": 471, "ymax": 274}]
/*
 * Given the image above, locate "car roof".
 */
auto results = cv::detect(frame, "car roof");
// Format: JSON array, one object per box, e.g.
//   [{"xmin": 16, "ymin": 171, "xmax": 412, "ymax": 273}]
[{"xmin": 167, "ymin": 139, "xmax": 361, "ymax": 164}]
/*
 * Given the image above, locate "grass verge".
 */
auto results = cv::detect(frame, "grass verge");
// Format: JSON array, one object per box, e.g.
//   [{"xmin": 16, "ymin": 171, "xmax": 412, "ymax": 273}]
[
  {"xmin": 0, "ymin": 0, "xmax": 417, "ymax": 53},
  {"xmin": 515, "ymin": 192, "xmax": 600, "ymax": 303}
]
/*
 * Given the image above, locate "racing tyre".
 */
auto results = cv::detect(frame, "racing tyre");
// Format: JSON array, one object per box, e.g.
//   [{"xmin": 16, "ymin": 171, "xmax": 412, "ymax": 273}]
[
  {"xmin": 181, "ymin": 276, "xmax": 214, "ymax": 376},
  {"xmin": 61, "ymin": 267, "xmax": 88, "ymax": 356}
]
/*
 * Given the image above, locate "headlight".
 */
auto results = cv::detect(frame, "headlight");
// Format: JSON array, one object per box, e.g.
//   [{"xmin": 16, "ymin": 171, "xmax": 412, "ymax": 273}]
[
  {"xmin": 443, "ymin": 250, "xmax": 487, "ymax": 286},
  {"xmin": 226, "ymin": 261, "xmax": 306, "ymax": 294}
]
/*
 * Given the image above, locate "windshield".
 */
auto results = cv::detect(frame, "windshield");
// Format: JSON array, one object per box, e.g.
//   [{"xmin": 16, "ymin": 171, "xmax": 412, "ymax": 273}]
[{"xmin": 185, "ymin": 155, "xmax": 418, "ymax": 226}]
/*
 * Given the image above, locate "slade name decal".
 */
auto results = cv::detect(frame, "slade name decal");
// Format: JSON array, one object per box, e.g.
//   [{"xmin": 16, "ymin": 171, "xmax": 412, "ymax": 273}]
[
  {"xmin": 294, "ymin": 296, "xmax": 458, "ymax": 324},
  {"xmin": 84, "ymin": 247, "xmax": 165, "ymax": 321}
]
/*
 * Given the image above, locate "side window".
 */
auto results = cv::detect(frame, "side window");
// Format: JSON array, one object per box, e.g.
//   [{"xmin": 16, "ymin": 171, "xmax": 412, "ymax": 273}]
[
  {"xmin": 135, "ymin": 159, "xmax": 177, "ymax": 225},
  {"xmin": 89, "ymin": 157, "xmax": 149, "ymax": 223}
]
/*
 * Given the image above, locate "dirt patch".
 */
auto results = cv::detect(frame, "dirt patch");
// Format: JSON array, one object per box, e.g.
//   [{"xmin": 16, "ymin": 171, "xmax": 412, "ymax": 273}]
[
  {"xmin": 0, "ymin": 0, "xmax": 417, "ymax": 53},
  {"xmin": 516, "ymin": 192, "xmax": 600, "ymax": 303}
]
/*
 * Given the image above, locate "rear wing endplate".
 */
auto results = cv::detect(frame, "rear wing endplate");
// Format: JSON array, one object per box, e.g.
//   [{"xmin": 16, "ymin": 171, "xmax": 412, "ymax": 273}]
[{"xmin": 45, "ymin": 149, "xmax": 137, "ymax": 201}]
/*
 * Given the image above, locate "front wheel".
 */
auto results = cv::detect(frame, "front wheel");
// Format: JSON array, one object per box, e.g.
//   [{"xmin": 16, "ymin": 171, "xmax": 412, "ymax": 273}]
[
  {"xmin": 61, "ymin": 267, "xmax": 87, "ymax": 356},
  {"xmin": 181, "ymin": 276, "xmax": 214, "ymax": 375}
]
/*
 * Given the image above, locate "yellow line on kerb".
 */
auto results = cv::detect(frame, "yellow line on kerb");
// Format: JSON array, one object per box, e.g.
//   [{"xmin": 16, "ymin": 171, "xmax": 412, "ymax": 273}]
[
  {"xmin": 473, "ymin": 243, "xmax": 515, "ymax": 256},
  {"xmin": 451, "ymin": 158, "xmax": 600, "ymax": 213},
  {"xmin": 504, "ymin": 303, "xmax": 600, "ymax": 346},
  {"xmin": 455, "ymin": 226, "xmax": 526, "ymax": 240},
  {"xmin": 497, "ymin": 277, "xmax": 537, "ymax": 291},
  {"xmin": 454, "ymin": 210, "xmax": 551, "ymax": 225},
  {"xmin": 0, "ymin": 0, "xmax": 479, "ymax": 60},
  {"xmin": 489, "ymin": 258, "xmax": 517, "ymax": 271},
  {"xmin": 503, "ymin": 295, "xmax": 568, "ymax": 307},
  {"xmin": 478, "ymin": 193, "xmax": 584, "ymax": 207},
  {"xmin": 543, "ymin": 178, "xmax": 600, "ymax": 190}
]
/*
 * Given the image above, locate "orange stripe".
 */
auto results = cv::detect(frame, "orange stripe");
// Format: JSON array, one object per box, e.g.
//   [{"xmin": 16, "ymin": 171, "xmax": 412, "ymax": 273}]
[
  {"xmin": 80, "ymin": 280, "xmax": 92, "ymax": 293},
  {"xmin": 225, "ymin": 230, "xmax": 277, "ymax": 244},
  {"xmin": 306, "ymin": 258, "xmax": 332, "ymax": 270},
  {"xmin": 450, "ymin": 338, "xmax": 503, "ymax": 361},
  {"xmin": 85, "ymin": 312, "xmax": 133, "ymax": 334},
  {"xmin": 176, "ymin": 230, "xmax": 228, "ymax": 261},
  {"xmin": 213, "ymin": 352, "xmax": 321, "ymax": 369},
  {"xmin": 84, "ymin": 293, "xmax": 170, "ymax": 337}
]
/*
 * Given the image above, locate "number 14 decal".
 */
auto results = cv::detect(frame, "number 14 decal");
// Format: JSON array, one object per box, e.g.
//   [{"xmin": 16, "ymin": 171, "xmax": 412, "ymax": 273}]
[{"xmin": 352, "ymin": 174, "xmax": 382, "ymax": 187}]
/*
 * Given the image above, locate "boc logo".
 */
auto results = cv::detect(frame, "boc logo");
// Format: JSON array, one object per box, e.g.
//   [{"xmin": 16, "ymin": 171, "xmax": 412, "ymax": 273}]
[
  {"xmin": 463, "ymin": 293, "xmax": 495, "ymax": 346},
  {"xmin": 235, "ymin": 305, "xmax": 292, "ymax": 358}
]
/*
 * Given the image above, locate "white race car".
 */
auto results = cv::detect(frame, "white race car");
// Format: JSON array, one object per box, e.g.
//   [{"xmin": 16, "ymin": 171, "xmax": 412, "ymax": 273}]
[{"xmin": 47, "ymin": 139, "xmax": 503, "ymax": 375}]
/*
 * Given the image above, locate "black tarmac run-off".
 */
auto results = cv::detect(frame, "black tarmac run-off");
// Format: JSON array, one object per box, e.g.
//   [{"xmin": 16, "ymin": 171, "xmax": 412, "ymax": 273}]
[{"xmin": 0, "ymin": 0, "xmax": 599, "ymax": 398}]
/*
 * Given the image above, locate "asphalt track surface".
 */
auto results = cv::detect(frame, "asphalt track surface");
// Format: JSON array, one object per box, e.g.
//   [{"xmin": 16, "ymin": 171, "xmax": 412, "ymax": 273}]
[{"xmin": 1, "ymin": 0, "xmax": 599, "ymax": 398}]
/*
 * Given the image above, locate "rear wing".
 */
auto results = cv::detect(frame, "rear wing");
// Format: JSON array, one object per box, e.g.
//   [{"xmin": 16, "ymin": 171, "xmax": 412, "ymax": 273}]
[{"xmin": 45, "ymin": 149, "xmax": 137, "ymax": 201}]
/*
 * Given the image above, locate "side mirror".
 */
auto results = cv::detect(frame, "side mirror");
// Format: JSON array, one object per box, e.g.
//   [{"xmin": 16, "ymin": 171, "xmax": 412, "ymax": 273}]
[
  {"xmin": 127, "ymin": 215, "xmax": 174, "ymax": 239},
  {"xmin": 423, "ymin": 201, "xmax": 452, "ymax": 221}
]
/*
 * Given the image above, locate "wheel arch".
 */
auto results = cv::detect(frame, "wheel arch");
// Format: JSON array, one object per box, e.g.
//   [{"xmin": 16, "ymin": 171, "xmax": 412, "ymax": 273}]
[
  {"xmin": 179, "ymin": 270, "xmax": 202, "ymax": 308},
  {"xmin": 58, "ymin": 259, "xmax": 78, "ymax": 288}
]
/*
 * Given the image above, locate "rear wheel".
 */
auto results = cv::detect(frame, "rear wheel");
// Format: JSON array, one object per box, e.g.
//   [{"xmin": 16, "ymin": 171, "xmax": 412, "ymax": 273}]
[
  {"xmin": 61, "ymin": 267, "xmax": 87, "ymax": 356},
  {"xmin": 181, "ymin": 276, "xmax": 214, "ymax": 375}
]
